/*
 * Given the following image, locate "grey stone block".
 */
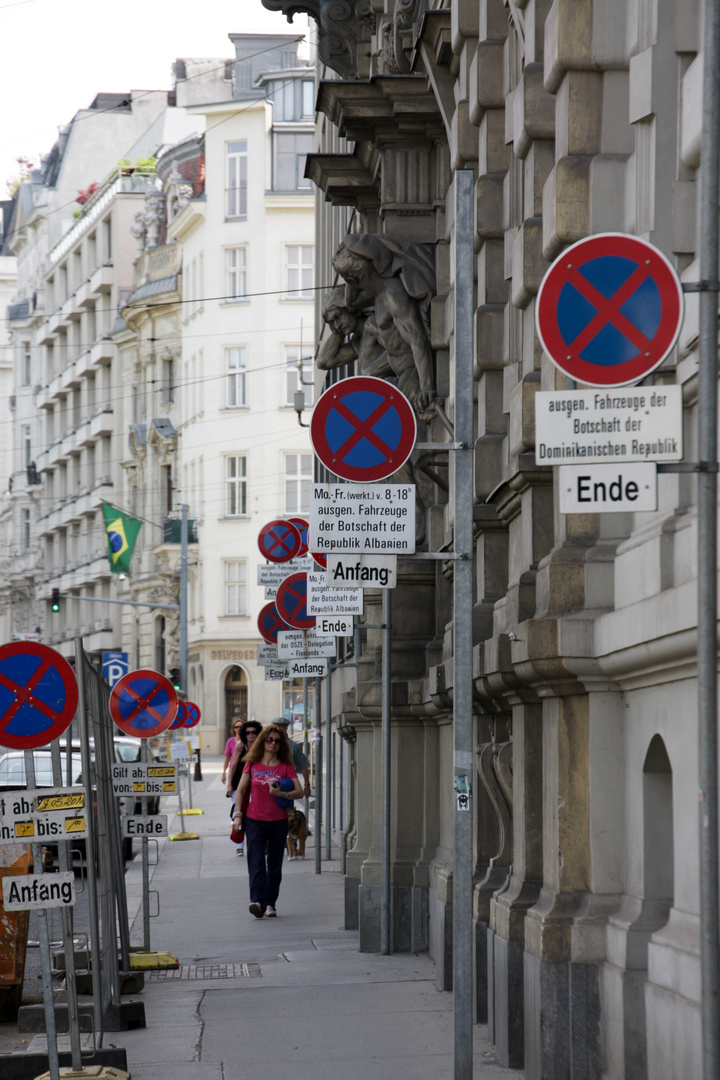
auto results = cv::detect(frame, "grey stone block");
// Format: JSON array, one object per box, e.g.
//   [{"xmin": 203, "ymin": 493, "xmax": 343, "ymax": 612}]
[{"xmin": 344, "ymin": 875, "xmax": 360, "ymax": 930}]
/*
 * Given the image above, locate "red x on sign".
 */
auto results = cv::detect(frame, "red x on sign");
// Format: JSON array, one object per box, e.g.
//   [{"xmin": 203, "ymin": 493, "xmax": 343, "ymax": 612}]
[
  {"xmin": 0, "ymin": 642, "xmax": 78, "ymax": 750},
  {"xmin": 109, "ymin": 670, "xmax": 178, "ymax": 739},
  {"xmin": 536, "ymin": 233, "xmax": 684, "ymax": 387},
  {"xmin": 275, "ymin": 572, "xmax": 316, "ymax": 631},
  {"xmin": 311, "ymin": 376, "xmax": 417, "ymax": 482},
  {"xmin": 258, "ymin": 520, "xmax": 302, "ymax": 564}
]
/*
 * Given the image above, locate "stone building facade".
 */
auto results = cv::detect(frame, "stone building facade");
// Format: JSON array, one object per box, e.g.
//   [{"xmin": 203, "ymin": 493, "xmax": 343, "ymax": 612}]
[{"xmin": 263, "ymin": 1, "xmax": 707, "ymax": 1078}]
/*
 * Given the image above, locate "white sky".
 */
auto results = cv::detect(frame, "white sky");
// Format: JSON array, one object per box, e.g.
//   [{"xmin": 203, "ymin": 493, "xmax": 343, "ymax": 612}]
[{"xmin": 0, "ymin": 0, "xmax": 311, "ymax": 194}]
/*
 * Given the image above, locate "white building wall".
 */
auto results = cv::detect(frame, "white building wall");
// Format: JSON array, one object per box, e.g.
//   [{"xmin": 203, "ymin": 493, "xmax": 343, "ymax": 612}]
[{"xmin": 170, "ymin": 92, "xmax": 315, "ymax": 753}]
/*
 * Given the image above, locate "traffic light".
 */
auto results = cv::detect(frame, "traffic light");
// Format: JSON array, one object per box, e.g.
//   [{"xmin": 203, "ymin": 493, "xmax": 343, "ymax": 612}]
[
  {"xmin": 51, "ymin": 588, "xmax": 60, "ymax": 613},
  {"xmin": 168, "ymin": 667, "xmax": 181, "ymax": 692}
]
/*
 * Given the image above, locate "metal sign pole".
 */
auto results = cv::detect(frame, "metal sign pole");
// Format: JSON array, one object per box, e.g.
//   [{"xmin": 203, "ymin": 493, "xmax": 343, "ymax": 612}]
[
  {"xmin": 140, "ymin": 740, "xmax": 151, "ymax": 952},
  {"xmin": 23, "ymin": 750, "xmax": 60, "ymax": 1080},
  {"xmin": 180, "ymin": 504, "xmax": 189, "ymax": 695},
  {"xmin": 75, "ymin": 640, "xmax": 104, "ymax": 1045},
  {"xmin": 50, "ymin": 740, "xmax": 82, "ymax": 1071},
  {"xmin": 303, "ymin": 678, "xmax": 310, "ymax": 820},
  {"xmin": 380, "ymin": 588, "xmax": 392, "ymax": 955},
  {"xmin": 698, "ymin": 2, "xmax": 720, "ymax": 1075},
  {"xmin": 315, "ymin": 677, "xmax": 322, "ymax": 874},
  {"xmin": 452, "ymin": 168, "xmax": 475, "ymax": 1079},
  {"xmin": 328, "ymin": 665, "xmax": 334, "ymax": 859}
]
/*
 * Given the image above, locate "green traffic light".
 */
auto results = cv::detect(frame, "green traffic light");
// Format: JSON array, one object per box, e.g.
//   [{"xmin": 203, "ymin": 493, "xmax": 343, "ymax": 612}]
[{"xmin": 51, "ymin": 590, "xmax": 60, "ymax": 613}]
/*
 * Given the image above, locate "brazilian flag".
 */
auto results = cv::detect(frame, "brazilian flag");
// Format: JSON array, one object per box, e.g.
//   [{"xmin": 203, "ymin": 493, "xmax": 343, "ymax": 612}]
[{"xmin": 101, "ymin": 503, "xmax": 142, "ymax": 573}]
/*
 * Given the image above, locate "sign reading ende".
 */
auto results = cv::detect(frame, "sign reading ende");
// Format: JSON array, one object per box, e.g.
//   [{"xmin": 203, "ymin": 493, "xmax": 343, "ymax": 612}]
[
  {"xmin": 309, "ymin": 484, "xmax": 415, "ymax": 553},
  {"xmin": 535, "ymin": 387, "xmax": 683, "ymax": 465}
]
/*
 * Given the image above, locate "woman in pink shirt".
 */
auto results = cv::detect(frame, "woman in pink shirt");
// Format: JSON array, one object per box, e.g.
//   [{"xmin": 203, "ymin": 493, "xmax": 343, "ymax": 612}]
[{"xmin": 233, "ymin": 723, "xmax": 303, "ymax": 918}]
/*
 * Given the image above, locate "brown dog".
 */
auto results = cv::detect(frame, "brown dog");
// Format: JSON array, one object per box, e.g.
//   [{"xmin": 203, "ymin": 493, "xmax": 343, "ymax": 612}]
[{"xmin": 286, "ymin": 808, "xmax": 310, "ymax": 859}]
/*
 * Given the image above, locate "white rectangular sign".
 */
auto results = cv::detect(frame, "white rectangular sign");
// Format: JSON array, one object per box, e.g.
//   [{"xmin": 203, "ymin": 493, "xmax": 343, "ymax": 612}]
[
  {"xmin": 2, "ymin": 872, "xmax": 76, "ymax": 910},
  {"xmin": 277, "ymin": 631, "xmax": 337, "ymax": 659},
  {"xmin": 265, "ymin": 664, "xmax": 290, "ymax": 681},
  {"xmin": 288, "ymin": 658, "xmax": 329, "ymax": 677},
  {"xmin": 316, "ymin": 615, "xmax": 355, "ymax": 637},
  {"xmin": 306, "ymin": 568, "xmax": 363, "ymax": 615},
  {"xmin": 257, "ymin": 644, "xmax": 279, "ymax": 667},
  {"xmin": 111, "ymin": 763, "xmax": 177, "ymax": 795},
  {"xmin": 0, "ymin": 788, "xmax": 88, "ymax": 844},
  {"xmin": 258, "ymin": 558, "xmax": 313, "ymax": 598},
  {"xmin": 122, "ymin": 814, "xmax": 168, "ymax": 838},
  {"xmin": 327, "ymin": 554, "xmax": 397, "ymax": 589},
  {"xmin": 559, "ymin": 463, "xmax": 657, "ymax": 513},
  {"xmin": 535, "ymin": 387, "xmax": 683, "ymax": 465},
  {"xmin": 308, "ymin": 484, "xmax": 416, "ymax": 553}
]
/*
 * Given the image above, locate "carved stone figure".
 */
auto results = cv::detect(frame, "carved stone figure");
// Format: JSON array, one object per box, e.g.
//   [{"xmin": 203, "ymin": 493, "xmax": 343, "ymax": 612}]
[
  {"xmin": 332, "ymin": 234, "xmax": 438, "ymax": 420},
  {"xmin": 130, "ymin": 213, "xmax": 147, "ymax": 255},
  {"xmin": 318, "ymin": 280, "xmax": 438, "ymax": 546}
]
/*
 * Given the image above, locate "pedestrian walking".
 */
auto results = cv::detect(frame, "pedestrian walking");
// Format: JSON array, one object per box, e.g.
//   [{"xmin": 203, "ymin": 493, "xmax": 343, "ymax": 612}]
[
  {"xmin": 226, "ymin": 721, "xmax": 262, "ymax": 855},
  {"xmin": 221, "ymin": 719, "xmax": 243, "ymax": 788},
  {"xmin": 234, "ymin": 723, "xmax": 303, "ymax": 918},
  {"xmin": 274, "ymin": 717, "xmax": 312, "ymax": 799}
]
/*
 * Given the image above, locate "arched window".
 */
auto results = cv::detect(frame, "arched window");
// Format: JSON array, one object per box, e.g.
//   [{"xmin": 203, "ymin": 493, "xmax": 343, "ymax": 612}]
[
  {"xmin": 224, "ymin": 665, "xmax": 248, "ymax": 739},
  {"xmin": 642, "ymin": 734, "xmax": 674, "ymax": 912}
]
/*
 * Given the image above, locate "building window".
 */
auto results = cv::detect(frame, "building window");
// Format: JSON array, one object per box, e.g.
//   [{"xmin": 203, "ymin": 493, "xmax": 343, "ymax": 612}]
[
  {"xmin": 21, "ymin": 343, "xmax": 31, "ymax": 386},
  {"xmin": 302, "ymin": 79, "xmax": 315, "ymax": 118},
  {"xmin": 21, "ymin": 508, "xmax": 30, "ymax": 551},
  {"xmin": 282, "ymin": 679, "xmax": 314, "ymax": 728},
  {"xmin": 21, "ymin": 425, "xmax": 31, "ymax": 469},
  {"xmin": 285, "ymin": 453, "xmax": 312, "ymax": 514},
  {"xmin": 163, "ymin": 465, "xmax": 173, "ymax": 514},
  {"xmin": 274, "ymin": 133, "xmax": 314, "ymax": 191},
  {"xmin": 226, "ymin": 140, "xmax": 247, "ymax": 218},
  {"xmin": 225, "ymin": 561, "xmax": 247, "ymax": 616},
  {"xmin": 285, "ymin": 345, "xmax": 314, "ymax": 407},
  {"xmin": 285, "ymin": 245, "xmax": 314, "ymax": 299},
  {"xmin": 226, "ymin": 247, "xmax": 247, "ymax": 300},
  {"xmin": 226, "ymin": 456, "xmax": 247, "ymax": 516},
  {"xmin": 226, "ymin": 347, "xmax": 247, "ymax": 407},
  {"xmin": 161, "ymin": 357, "xmax": 175, "ymax": 403}
]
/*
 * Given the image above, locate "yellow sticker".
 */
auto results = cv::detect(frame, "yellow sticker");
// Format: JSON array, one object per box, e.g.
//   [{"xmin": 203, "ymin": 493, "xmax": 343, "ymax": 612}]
[
  {"xmin": 133, "ymin": 782, "xmax": 146, "ymax": 792},
  {"xmin": 64, "ymin": 817, "xmax": 85, "ymax": 833},
  {"xmin": 148, "ymin": 767, "xmax": 175, "ymax": 778},
  {"xmin": 15, "ymin": 821, "xmax": 35, "ymax": 837},
  {"xmin": 162, "ymin": 781, "xmax": 177, "ymax": 792},
  {"xmin": 36, "ymin": 794, "xmax": 85, "ymax": 812}
]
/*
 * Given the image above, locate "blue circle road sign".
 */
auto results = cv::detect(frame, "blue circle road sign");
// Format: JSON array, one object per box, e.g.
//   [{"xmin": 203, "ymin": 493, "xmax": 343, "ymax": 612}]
[
  {"xmin": 311, "ymin": 376, "xmax": 417, "ymax": 483},
  {"xmin": 109, "ymin": 669, "xmax": 178, "ymax": 739},
  {"xmin": 257, "ymin": 520, "xmax": 302, "ymax": 564},
  {"xmin": 288, "ymin": 517, "xmax": 309, "ymax": 557},
  {"xmin": 171, "ymin": 700, "xmax": 187, "ymax": 730},
  {"xmin": 258, "ymin": 602, "xmax": 286, "ymax": 645},
  {"xmin": 182, "ymin": 701, "xmax": 201, "ymax": 728},
  {"xmin": 0, "ymin": 642, "xmax": 78, "ymax": 750},
  {"xmin": 276, "ymin": 572, "xmax": 316, "ymax": 631},
  {"xmin": 536, "ymin": 233, "xmax": 684, "ymax": 388}
]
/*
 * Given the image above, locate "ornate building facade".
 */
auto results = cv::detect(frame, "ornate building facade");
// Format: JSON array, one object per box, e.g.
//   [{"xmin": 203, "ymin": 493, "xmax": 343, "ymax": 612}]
[{"xmin": 263, "ymin": 2, "xmax": 707, "ymax": 1078}]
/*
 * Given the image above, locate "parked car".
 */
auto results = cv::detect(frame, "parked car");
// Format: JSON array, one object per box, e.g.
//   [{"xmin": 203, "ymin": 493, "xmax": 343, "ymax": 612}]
[{"xmin": 0, "ymin": 735, "xmax": 162, "ymax": 859}]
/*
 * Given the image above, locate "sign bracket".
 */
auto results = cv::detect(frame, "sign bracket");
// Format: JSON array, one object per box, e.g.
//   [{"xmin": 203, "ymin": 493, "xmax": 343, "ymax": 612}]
[
  {"xmin": 682, "ymin": 280, "xmax": 720, "ymax": 292},
  {"xmin": 415, "ymin": 442, "xmax": 468, "ymax": 450},
  {"xmin": 657, "ymin": 461, "xmax": 720, "ymax": 473}
]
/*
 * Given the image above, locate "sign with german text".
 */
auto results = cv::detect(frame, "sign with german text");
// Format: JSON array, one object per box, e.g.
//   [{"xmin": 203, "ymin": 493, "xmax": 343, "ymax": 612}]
[
  {"xmin": 288, "ymin": 658, "xmax": 329, "ymax": 678},
  {"xmin": 559, "ymin": 464, "xmax": 657, "ymax": 513},
  {"xmin": 316, "ymin": 615, "xmax": 354, "ymax": 637},
  {"xmin": 306, "ymin": 568, "xmax": 363, "ymax": 616},
  {"xmin": 0, "ymin": 787, "xmax": 87, "ymax": 843},
  {"xmin": 277, "ymin": 631, "xmax": 337, "ymax": 660},
  {"xmin": 308, "ymin": 484, "xmax": 415, "ymax": 553},
  {"xmin": 122, "ymin": 815, "xmax": 168, "ymax": 838},
  {"xmin": 535, "ymin": 387, "xmax": 682, "ymax": 465},
  {"xmin": 326, "ymin": 554, "xmax": 397, "ymax": 589},
  {"xmin": 2, "ymin": 871, "xmax": 76, "ymax": 910}
]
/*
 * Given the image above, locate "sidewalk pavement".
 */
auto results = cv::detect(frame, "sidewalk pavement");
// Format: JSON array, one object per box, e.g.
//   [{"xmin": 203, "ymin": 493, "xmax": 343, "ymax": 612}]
[{"xmin": 11, "ymin": 755, "xmax": 524, "ymax": 1080}]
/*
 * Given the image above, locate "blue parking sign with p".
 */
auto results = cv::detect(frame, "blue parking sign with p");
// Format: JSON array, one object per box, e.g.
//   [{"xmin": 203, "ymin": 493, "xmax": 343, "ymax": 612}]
[{"xmin": 103, "ymin": 652, "xmax": 129, "ymax": 688}]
